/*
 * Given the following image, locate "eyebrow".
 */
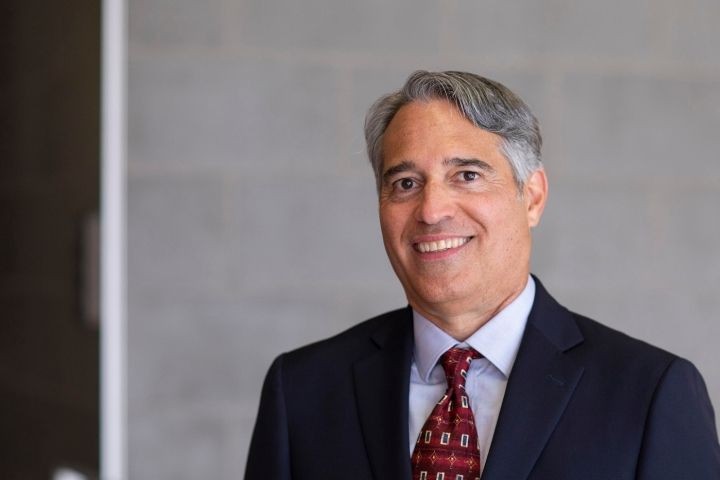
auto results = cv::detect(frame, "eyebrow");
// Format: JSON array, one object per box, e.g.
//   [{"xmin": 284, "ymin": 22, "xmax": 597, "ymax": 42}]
[
  {"xmin": 443, "ymin": 157, "xmax": 495, "ymax": 172},
  {"xmin": 382, "ymin": 160, "xmax": 416, "ymax": 184},
  {"xmin": 382, "ymin": 157, "xmax": 495, "ymax": 184}
]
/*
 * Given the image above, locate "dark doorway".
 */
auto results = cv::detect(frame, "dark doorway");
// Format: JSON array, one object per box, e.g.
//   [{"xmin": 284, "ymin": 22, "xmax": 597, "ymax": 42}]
[{"xmin": 1, "ymin": 0, "xmax": 100, "ymax": 478}]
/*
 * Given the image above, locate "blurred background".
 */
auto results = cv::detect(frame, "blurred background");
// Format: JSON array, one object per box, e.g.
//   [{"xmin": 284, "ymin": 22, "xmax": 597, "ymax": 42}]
[
  {"xmin": 2, "ymin": 0, "xmax": 100, "ymax": 478},
  {"xmin": 2, "ymin": 0, "xmax": 719, "ymax": 479}
]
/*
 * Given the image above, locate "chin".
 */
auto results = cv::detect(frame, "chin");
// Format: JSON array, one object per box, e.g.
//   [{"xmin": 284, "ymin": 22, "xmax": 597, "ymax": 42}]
[{"xmin": 408, "ymin": 283, "xmax": 467, "ymax": 310}]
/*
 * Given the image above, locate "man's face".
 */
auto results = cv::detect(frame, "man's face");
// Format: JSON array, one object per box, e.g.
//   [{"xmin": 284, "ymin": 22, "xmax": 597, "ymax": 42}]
[{"xmin": 378, "ymin": 99, "xmax": 547, "ymax": 323}]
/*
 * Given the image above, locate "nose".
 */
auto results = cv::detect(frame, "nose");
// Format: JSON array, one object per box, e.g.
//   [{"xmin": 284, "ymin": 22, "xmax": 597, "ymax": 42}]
[{"xmin": 414, "ymin": 182, "xmax": 456, "ymax": 225}]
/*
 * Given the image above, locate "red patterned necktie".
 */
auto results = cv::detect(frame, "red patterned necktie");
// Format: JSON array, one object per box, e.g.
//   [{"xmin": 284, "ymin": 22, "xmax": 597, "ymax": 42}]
[{"xmin": 412, "ymin": 347, "xmax": 482, "ymax": 480}]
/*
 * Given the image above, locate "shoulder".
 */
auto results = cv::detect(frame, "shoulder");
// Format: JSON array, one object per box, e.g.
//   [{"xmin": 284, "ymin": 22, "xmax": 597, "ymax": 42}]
[
  {"xmin": 528, "ymin": 279, "xmax": 690, "ymax": 407},
  {"xmin": 572, "ymin": 313, "xmax": 714, "ymax": 421},
  {"xmin": 571, "ymin": 312, "xmax": 676, "ymax": 367},
  {"xmin": 556, "ymin": 309, "xmax": 689, "ymax": 400},
  {"xmin": 530, "ymin": 278, "xmax": 678, "ymax": 377},
  {"xmin": 559, "ymin": 309, "xmax": 717, "ymax": 439},
  {"xmin": 524, "ymin": 281, "xmax": 720, "ymax": 475},
  {"xmin": 275, "ymin": 306, "xmax": 412, "ymax": 374}
]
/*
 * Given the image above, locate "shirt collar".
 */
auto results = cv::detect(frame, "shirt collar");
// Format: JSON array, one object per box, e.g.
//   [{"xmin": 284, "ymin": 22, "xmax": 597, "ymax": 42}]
[{"xmin": 412, "ymin": 276, "xmax": 535, "ymax": 382}]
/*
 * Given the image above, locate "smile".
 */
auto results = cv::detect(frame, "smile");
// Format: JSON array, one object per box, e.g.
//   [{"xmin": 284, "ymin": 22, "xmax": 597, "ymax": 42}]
[{"xmin": 414, "ymin": 236, "xmax": 472, "ymax": 253}]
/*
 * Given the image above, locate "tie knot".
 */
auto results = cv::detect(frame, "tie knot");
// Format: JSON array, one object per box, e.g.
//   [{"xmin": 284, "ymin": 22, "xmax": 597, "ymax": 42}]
[{"xmin": 440, "ymin": 347, "xmax": 481, "ymax": 389}]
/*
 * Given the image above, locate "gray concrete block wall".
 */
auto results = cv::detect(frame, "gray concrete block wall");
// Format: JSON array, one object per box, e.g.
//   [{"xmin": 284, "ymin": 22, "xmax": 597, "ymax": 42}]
[{"xmin": 128, "ymin": 1, "xmax": 720, "ymax": 477}]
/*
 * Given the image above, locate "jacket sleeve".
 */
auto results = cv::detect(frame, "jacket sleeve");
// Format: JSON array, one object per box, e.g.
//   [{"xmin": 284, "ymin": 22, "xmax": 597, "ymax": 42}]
[
  {"xmin": 636, "ymin": 357, "xmax": 720, "ymax": 479},
  {"xmin": 244, "ymin": 355, "xmax": 292, "ymax": 480}
]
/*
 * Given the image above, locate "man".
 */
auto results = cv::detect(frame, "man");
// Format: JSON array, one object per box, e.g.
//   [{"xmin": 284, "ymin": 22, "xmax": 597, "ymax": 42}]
[{"xmin": 245, "ymin": 71, "xmax": 720, "ymax": 479}]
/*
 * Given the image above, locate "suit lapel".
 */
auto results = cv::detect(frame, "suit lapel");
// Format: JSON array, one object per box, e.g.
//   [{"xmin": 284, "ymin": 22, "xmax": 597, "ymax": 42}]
[
  {"xmin": 353, "ymin": 308, "xmax": 414, "ymax": 480},
  {"xmin": 482, "ymin": 280, "xmax": 585, "ymax": 480}
]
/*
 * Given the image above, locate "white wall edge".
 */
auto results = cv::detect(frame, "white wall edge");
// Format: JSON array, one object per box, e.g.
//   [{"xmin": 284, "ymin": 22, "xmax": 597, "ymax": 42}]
[{"xmin": 100, "ymin": 0, "xmax": 127, "ymax": 477}]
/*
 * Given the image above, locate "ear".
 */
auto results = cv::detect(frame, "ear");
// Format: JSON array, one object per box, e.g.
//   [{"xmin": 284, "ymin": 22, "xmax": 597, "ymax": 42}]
[{"xmin": 523, "ymin": 168, "xmax": 548, "ymax": 228}]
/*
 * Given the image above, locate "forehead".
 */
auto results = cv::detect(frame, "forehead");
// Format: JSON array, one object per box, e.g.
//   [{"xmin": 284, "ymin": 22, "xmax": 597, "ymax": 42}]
[
  {"xmin": 381, "ymin": 99, "xmax": 506, "ymax": 169},
  {"xmin": 387, "ymin": 99, "xmax": 470, "ymax": 132}
]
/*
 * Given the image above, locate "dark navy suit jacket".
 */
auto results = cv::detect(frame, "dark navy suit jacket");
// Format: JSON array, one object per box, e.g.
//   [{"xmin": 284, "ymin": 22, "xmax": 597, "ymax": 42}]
[{"xmin": 245, "ymin": 279, "xmax": 720, "ymax": 479}]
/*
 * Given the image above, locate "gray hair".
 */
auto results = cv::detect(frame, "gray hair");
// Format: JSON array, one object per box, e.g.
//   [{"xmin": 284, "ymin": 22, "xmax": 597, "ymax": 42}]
[{"xmin": 364, "ymin": 70, "xmax": 543, "ymax": 192}]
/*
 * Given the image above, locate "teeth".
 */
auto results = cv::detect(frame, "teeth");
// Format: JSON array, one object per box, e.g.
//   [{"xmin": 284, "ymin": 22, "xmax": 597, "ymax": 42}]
[{"xmin": 416, "ymin": 237, "xmax": 470, "ymax": 253}]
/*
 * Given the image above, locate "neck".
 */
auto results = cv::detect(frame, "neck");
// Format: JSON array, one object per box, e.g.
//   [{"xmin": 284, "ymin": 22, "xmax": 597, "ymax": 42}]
[{"xmin": 411, "ymin": 278, "xmax": 529, "ymax": 341}]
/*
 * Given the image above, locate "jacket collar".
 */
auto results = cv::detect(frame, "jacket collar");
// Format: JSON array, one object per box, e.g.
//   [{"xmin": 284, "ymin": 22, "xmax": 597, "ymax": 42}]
[
  {"xmin": 353, "ymin": 308, "xmax": 414, "ymax": 480},
  {"xmin": 482, "ymin": 277, "xmax": 585, "ymax": 479}
]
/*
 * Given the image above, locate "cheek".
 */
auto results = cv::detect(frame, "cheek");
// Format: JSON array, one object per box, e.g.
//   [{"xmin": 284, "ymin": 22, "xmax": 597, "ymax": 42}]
[
  {"xmin": 379, "ymin": 206, "xmax": 407, "ymax": 241},
  {"xmin": 378, "ymin": 209, "xmax": 393, "ymax": 236},
  {"xmin": 468, "ymin": 199, "xmax": 526, "ymax": 240},
  {"xmin": 379, "ymin": 216, "xmax": 403, "ymax": 260}
]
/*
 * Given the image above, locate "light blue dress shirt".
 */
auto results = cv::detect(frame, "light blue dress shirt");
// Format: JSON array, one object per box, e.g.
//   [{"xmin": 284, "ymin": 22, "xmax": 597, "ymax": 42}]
[{"xmin": 409, "ymin": 276, "xmax": 536, "ymax": 468}]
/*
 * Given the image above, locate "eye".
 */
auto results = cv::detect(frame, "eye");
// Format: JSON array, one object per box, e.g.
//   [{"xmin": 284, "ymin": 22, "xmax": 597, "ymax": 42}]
[
  {"xmin": 395, "ymin": 178, "xmax": 416, "ymax": 190},
  {"xmin": 460, "ymin": 171, "xmax": 479, "ymax": 182}
]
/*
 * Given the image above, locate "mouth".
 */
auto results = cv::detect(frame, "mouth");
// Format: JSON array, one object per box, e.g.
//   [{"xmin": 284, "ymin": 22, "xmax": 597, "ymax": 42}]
[{"xmin": 413, "ymin": 236, "xmax": 473, "ymax": 253}]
